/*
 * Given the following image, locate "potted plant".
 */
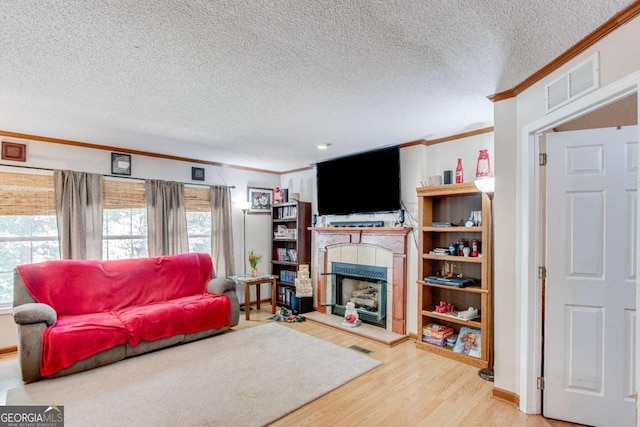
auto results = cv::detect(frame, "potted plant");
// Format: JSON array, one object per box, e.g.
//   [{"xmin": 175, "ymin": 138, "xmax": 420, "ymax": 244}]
[{"xmin": 248, "ymin": 250, "xmax": 262, "ymax": 277}]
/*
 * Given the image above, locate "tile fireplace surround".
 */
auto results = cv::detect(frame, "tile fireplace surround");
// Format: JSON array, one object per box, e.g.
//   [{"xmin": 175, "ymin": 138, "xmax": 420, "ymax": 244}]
[{"xmin": 311, "ymin": 226, "xmax": 411, "ymax": 335}]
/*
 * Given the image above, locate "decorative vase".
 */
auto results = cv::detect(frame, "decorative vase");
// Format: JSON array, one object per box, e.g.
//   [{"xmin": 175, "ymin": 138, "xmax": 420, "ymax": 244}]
[{"xmin": 251, "ymin": 266, "xmax": 258, "ymax": 277}]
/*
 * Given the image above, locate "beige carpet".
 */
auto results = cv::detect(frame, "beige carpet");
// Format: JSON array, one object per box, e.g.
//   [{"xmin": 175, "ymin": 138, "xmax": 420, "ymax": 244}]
[{"xmin": 7, "ymin": 323, "xmax": 381, "ymax": 427}]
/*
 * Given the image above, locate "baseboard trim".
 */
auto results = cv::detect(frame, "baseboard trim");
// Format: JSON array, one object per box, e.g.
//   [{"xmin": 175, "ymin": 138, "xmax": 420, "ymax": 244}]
[
  {"xmin": 0, "ymin": 345, "xmax": 17, "ymax": 355},
  {"xmin": 492, "ymin": 387, "xmax": 520, "ymax": 407}
]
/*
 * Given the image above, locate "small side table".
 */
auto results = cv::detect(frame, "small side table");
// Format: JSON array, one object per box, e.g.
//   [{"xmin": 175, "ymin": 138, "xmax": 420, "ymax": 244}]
[{"xmin": 228, "ymin": 275, "xmax": 277, "ymax": 320}]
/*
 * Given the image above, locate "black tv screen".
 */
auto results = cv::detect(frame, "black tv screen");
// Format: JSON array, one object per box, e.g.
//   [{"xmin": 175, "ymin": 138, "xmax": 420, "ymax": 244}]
[{"xmin": 316, "ymin": 146, "xmax": 401, "ymax": 216}]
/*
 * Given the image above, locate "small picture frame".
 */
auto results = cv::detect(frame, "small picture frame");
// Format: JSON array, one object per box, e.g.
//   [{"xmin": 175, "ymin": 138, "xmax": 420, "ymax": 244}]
[
  {"xmin": 453, "ymin": 326, "xmax": 482, "ymax": 358},
  {"xmin": 247, "ymin": 187, "xmax": 273, "ymax": 214},
  {"xmin": 192, "ymin": 167, "xmax": 205, "ymax": 181},
  {"xmin": 1, "ymin": 141, "xmax": 26, "ymax": 162},
  {"xmin": 111, "ymin": 153, "xmax": 131, "ymax": 176}
]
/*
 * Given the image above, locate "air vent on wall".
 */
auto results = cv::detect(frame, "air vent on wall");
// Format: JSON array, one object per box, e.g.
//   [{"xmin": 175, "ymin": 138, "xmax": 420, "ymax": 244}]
[{"xmin": 545, "ymin": 53, "xmax": 599, "ymax": 113}]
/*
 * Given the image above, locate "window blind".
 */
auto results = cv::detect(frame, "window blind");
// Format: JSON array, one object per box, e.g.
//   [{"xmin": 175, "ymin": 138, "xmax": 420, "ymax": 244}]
[
  {"xmin": 184, "ymin": 186, "xmax": 211, "ymax": 212},
  {"xmin": 0, "ymin": 171, "xmax": 55, "ymax": 216}
]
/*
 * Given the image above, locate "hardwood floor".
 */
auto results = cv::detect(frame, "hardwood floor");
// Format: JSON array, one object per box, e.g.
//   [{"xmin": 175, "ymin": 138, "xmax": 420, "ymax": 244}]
[{"xmin": 0, "ymin": 304, "xmax": 581, "ymax": 426}]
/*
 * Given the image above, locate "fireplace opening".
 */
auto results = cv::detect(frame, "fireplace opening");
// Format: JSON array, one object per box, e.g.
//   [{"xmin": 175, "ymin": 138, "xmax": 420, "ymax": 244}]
[{"xmin": 331, "ymin": 262, "xmax": 387, "ymax": 328}]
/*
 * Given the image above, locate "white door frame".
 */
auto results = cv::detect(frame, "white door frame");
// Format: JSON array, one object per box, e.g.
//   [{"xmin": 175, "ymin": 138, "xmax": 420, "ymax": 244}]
[{"xmin": 518, "ymin": 70, "xmax": 640, "ymax": 414}]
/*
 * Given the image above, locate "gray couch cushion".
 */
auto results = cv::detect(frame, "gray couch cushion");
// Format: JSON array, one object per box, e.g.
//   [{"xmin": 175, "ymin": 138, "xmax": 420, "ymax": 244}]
[
  {"xmin": 207, "ymin": 277, "xmax": 237, "ymax": 295},
  {"xmin": 13, "ymin": 303, "xmax": 57, "ymax": 326}
]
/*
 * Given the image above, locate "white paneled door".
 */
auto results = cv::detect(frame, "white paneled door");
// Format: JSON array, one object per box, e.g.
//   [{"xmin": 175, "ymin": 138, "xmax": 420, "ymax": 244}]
[{"xmin": 545, "ymin": 126, "xmax": 638, "ymax": 426}]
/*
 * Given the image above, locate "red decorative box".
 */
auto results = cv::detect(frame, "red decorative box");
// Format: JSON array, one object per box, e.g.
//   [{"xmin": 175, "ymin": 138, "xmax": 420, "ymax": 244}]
[{"xmin": 422, "ymin": 323, "xmax": 454, "ymax": 347}]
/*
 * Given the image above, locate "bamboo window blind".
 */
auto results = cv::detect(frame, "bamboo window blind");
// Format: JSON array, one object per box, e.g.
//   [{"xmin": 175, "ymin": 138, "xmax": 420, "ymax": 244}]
[
  {"xmin": 2, "ymin": 172, "xmax": 213, "ymax": 215},
  {"xmin": 0, "ymin": 171, "xmax": 55, "ymax": 216}
]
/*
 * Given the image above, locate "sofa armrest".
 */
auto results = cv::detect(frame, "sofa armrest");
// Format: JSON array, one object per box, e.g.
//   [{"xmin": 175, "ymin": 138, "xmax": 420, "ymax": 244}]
[
  {"xmin": 207, "ymin": 277, "xmax": 240, "ymax": 327},
  {"xmin": 207, "ymin": 277, "xmax": 237, "ymax": 295},
  {"xmin": 13, "ymin": 303, "xmax": 57, "ymax": 326}
]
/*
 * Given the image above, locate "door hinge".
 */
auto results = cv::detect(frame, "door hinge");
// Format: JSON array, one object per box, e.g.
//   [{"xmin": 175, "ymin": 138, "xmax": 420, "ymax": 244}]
[
  {"xmin": 539, "ymin": 153, "xmax": 547, "ymax": 166},
  {"xmin": 538, "ymin": 266, "xmax": 546, "ymax": 279},
  {"xmin": 537, "ymin": 377, "xmax": 545, "ymax": 390}
]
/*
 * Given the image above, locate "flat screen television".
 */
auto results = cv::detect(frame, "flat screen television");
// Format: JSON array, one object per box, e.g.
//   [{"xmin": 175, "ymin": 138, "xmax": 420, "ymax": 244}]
[{"xmin": 316, "ymin": 146, "xmax": 401, "ymax": 216}]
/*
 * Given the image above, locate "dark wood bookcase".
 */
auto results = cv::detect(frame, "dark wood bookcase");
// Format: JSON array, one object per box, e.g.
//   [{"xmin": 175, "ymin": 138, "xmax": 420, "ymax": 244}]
[{"xmin": 271, "ymin": 201, "xmax": 311, "ymax": 308}]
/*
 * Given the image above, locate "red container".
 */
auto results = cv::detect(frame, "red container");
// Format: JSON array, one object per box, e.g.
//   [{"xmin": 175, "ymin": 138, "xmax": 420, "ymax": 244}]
[
  {"xmin": 455, "ymin": 158, "xmax": 464, "ymax": 183},
  {"xmin": 476, "ymin": 149, "xmax": 491, "ymax": 178}
]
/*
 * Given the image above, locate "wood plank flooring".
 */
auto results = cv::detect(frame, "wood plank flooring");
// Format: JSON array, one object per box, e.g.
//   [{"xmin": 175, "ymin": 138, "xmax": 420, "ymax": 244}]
[{"xmin": 0, "ymin": 304, "xmax": 581, "ymax": 426}]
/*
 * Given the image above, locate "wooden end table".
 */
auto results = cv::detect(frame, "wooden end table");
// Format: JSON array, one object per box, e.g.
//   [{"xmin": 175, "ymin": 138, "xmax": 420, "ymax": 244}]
[{"xmin": 228, "ymin": 275, "xmax": 277, "ymax": 320}]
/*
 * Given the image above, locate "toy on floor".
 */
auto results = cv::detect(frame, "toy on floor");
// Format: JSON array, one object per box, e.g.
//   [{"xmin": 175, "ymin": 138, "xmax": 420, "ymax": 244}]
[
  {"xmin": 268, "ymin": 306, "xmax": 306, "ymax": 323},
  {"xmin": 341, "ymin": 302, "xmax": 361, "ymax": 328}
]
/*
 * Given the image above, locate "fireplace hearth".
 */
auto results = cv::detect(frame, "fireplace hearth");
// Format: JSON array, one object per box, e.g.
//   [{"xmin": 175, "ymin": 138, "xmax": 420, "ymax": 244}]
[
  {"xmin": 312, "ymin": 226, "xmax": 410, "ymax": 335},
  {"xmin": 331, "ymin": 262, "xmax": 387, "ymax": 328}
]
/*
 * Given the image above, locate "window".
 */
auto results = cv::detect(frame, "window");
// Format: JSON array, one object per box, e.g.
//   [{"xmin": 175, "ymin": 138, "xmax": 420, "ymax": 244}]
[
  {"xmin": 102, "ymin": 178, "xmax": 148, "ymax": 260},
  {"xmin": 103, "ymin": 209, "xmax": 148, "ymax": 260},
  {"xmin": 185, "ymin": 186, "xmax": 211, "ymax": 255},
  {"xmin": 0, "ymin": 171, "xmax": 59, "ymax": 307},
  {"xmin": 187, "ymin": 211, "xmax": 211, "ymax": 254}
]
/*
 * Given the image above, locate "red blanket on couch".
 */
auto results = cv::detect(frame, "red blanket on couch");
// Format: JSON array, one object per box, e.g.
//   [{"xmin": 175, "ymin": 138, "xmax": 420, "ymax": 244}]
[{"xmin": 17, "ymin": 253, "xmax": 231, "ymax": 376}]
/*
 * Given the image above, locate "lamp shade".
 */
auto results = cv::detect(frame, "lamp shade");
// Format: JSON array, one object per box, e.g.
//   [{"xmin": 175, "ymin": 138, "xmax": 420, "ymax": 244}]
[
  {"xmin": 474, "ymin": 177, "xmax": 495, "ymax": 194},
  {"xmin": 238, "ymin": 201, "xmax": 252, "ymax": 211}
]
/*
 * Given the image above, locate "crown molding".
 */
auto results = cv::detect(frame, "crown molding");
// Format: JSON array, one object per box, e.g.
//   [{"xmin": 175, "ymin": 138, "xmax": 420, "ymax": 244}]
[
  {"xmin": 0, "ymin": 129, "xmax": 282, "ymax": 175},
  {"xmin": 424, "ymin": 126, "xmax": 494, "ymax": 146},
  {"xmin": 488, "ymin": 1, "xmax": 640, "ymax": 102}
]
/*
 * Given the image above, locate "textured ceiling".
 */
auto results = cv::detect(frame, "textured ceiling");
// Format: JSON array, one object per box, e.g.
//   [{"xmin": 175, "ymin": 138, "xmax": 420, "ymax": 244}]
[{"xmin": 0, "ymin": 1, "xmax": 635, "ymax": 172}]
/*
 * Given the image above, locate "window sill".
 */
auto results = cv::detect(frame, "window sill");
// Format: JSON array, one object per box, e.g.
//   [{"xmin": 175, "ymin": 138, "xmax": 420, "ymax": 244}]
[{"xmin": 0, "ymin": 306, "xmax": 12, "ymax": 316}]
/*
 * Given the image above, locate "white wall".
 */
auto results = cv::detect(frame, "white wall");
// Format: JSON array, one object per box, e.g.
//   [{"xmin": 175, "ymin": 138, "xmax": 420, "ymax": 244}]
[
  {"xmin": 426, "ymin": 133, "xmax": 494, "ymax": 185},
  {"xmin": 493, "ymin": 14, "xmax": 640, "ymax": 406},
  {"xmin": 0, "ymin": 136, "xmax": 281, "ymax": 348}
]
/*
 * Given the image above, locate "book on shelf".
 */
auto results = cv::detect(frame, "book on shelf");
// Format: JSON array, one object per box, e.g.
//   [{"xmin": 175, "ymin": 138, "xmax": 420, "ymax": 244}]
[
  {"xmin": 278, "ymin": 287, "xmax": 296, "ymax": 305},
  {"xmin": 280, "ymin": 270, "xmax": 297, "ymax": 284},
  {"xmin": 273, "ymin": 226, "xmax": 297, "ymax": 239},
  {"xmin": 275, "ymin": 248, "xmax": 298, "ymax": 262},
  {"xmin": 276, "ymin": 205, "xmax": 298, "ymax": 219},
  {"xmin": 453, "ymin": 326, "xmax": 482, "ymax": 358}
]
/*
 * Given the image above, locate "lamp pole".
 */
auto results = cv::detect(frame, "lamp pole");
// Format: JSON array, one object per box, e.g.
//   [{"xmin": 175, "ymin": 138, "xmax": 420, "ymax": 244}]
[
  {"xmin": 242, "ymin": 207, "xmax": 249, "ymax": 275},
  {"xmin": 239, "ymin": 202, "xmax": 252, "ymax": 313},
  {"xmin": 475, "ymin": 177, "xmax": 495, "ymax": 382}
]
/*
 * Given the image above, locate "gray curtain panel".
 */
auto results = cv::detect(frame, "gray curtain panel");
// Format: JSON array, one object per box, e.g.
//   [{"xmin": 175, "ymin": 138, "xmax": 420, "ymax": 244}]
[
  {"xmin": 54, "ymin": 170, "xmax": 103, "ymax": 260},
  {"xmin": 210, "ymin": 185, "xmax": 235, "ymax": 277},
  {"xmin": 145, "ymin": 179, "xmax": 188, "ymax": 256}
]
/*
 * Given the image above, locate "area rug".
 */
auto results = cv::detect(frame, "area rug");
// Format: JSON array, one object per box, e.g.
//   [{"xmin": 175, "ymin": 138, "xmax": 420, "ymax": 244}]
[{"xmin": 7, "ymin": 323, "xmax": 381, "ymax": 427}]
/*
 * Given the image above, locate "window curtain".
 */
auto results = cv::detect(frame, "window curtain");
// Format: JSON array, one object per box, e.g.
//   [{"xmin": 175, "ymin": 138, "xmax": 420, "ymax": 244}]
[
  {"xmin": 145, "ymin": 179, "xmax": 188, "ymax": 256},
  {"xmin": 54, "ymin": 170, "xmax": 103, "ymax": 260},
  {"xmin": 210, "ymin": 185, "xmax": 235, "ymax": 277}
]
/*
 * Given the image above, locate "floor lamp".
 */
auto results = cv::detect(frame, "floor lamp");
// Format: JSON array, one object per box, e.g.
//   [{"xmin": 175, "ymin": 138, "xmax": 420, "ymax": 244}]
[
  {"xmin": 475, "ymin": 177, "xmax": 495, "ymax": 382},
  {"xmin": 239, "ymin": 201, "xmax": 252, "ymax": 311},
  {"xmin": 240, "ymin": 203, "xmax": 251, "ymax": 275}
]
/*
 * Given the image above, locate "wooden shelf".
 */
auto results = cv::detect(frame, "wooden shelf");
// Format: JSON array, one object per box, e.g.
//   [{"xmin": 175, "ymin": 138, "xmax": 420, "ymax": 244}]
[
  {"xmin": 272, "ymin": 260, "xmax": 299, "ymax": 266},
  {"xmin": 422, "ymin": 254, "xmax": 484, "ymax": 263},
  {"xmin": 277, "ymin": 282, "xmax": 296, "ymax": 288},
  {"xmin": 421, "ymin": 309, "xmax": 483, "ymax": 328},
  {"xmin": 418, "ymin": 280, "xmax": 487, "ymax": 294},
  {"xmin": 415, "ymin": 341, "xmax": 488, "ymax": 369},
  {"xmin": 416, "ymin": 182, "xmax": 492, "ymax": 368},
  {"xmin": 423, "ymin": 226, "xmax": 482, "ymax": 232},
  {"xmin": 271, "ymin": 201, "xmax": 312, "ymax": 306}
]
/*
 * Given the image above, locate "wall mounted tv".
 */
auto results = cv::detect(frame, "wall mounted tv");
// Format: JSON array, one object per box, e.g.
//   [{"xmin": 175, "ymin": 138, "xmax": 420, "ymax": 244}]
[{"xmin": 316, "ymin": 146, "xmax": 401, "ymax": 216}]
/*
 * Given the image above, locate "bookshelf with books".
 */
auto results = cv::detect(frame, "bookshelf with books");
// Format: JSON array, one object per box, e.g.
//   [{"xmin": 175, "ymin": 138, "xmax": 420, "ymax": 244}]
[
  {"xmin": 416, "ymin": 182, "xmax": 492, "ymax": 369},
  {"xmin": 271, "ymin": 200, "xmax": 312, "ymax": 308}
]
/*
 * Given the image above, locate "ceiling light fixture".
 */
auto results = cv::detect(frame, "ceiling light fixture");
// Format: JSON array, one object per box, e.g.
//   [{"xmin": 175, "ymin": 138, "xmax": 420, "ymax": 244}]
[{"xmin": 317, "ymin": 143, "xmax": 331, "ymax": 150}]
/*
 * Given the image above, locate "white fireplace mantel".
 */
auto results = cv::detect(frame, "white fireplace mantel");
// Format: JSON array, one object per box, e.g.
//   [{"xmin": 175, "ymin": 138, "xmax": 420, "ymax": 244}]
[{"xmin": 311, "ymin": 227, "xmax": 411, "ymax": 335}]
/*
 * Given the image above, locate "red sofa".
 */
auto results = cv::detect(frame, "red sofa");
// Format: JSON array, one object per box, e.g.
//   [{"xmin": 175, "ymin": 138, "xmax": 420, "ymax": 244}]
[{"xmin": 12, "ymin": 253, "xmax": 240, "ymax": 382}]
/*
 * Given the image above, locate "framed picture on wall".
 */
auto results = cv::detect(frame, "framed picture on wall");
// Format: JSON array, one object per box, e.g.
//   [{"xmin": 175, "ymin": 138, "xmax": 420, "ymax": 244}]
[
  {"xmin": 1, "ymin": 141, "xmax": 26, "ymax": 162},
  {"xmin": 247, "ymin": 187, "xmax": 272, "ymax": 214},
  {"xmin": 111, "ymin": 153, "xmax": 131, "ymax": 176},
  {"xmin": 191, "ymin": 167, "xmax": 205, "ymax": 181}
]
